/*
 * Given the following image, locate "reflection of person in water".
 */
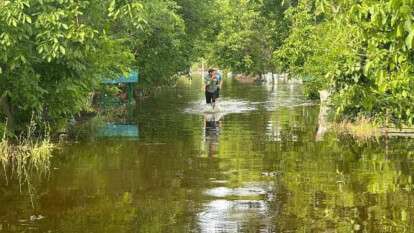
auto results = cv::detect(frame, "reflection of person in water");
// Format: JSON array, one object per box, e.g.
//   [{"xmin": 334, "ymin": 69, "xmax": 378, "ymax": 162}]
[{"xmin": 204, "ymin": 112, "xmax": 224, "ymax": 157}]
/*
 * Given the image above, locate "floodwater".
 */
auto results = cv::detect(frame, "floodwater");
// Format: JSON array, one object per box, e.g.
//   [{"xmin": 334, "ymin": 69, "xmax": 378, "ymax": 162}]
[{"xmin": 1, "ymin": 77, "xmax": 414, "ymax": 233}]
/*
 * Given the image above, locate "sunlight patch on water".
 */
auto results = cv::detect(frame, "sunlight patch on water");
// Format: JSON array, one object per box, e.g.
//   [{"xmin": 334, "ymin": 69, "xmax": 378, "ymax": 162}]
[
  {"xmin": 198, "ymin": 183, "xmax": 274, "ymax": 232},
  {"xmin": 204, "ymin": 185, "xmax": 268, "ymax": 198},
  {"xmin": 198, "ymin": 200, "xmax": 272, "ymax": 233}
]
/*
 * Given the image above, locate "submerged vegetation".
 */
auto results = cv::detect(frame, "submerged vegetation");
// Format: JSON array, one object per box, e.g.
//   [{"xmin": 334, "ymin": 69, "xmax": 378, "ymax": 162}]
[
  {"xmin": 335, "ymin": 117, "xmax": 382, "ymax": 141},
  {"xmin": 0, "ymin": 119, "xmax": 54, "ymax": 207},
  {"xmin": 0, "ymin": 119, "xmax": 54, "ymax": 172}
]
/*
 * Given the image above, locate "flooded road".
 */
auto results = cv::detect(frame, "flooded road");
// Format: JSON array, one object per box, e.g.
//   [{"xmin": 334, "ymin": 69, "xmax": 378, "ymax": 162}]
[{"xmin": 1, "ymin": 77, "xmax": 414, "ymax": 232}]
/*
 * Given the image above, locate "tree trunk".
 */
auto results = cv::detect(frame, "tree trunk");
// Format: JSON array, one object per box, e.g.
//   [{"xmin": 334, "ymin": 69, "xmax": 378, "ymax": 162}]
[{"xmin": 0, "ymin": 93, "xmax": 15, "ymax": 134}]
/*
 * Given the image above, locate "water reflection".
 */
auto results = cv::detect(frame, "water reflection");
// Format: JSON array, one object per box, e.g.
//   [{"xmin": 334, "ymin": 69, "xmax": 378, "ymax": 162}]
[
  {"xmin": 315, "ymin": 102, "xmax": 329, "ymax": 141},
  {"xmin": 204, "ymin": 184, "xmax": 268, "ymax": 198},
  {"xmin": 198, "ymin": 199, "xmax": 271, "ymax": 233},
  {"xmin": 1, "ymin": 77, "xmax": 414, "ymax": 232},
  {"xmin": 98, "ymin": 123, "xmax": 139, "ymax": 139},
  {"xmin": 204, "ymin": 112, "xmax": 223, "ymax": 157}
]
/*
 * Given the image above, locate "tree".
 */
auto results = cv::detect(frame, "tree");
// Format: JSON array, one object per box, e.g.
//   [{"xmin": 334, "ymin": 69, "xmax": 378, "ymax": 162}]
[
  {"xmin": 273, "ymin": 0, "xmax": 414, "ymax": 125},
  {"xmin": 0, "ymin": 0, "xmax": 138, "ymax": 134},
  {"xmin": 209, "ymin": 0, "xmax": 273, "ymax": 76},
  {"xmin": 0, "ymin": 0, "xmax": 218, "ymax": 135}
]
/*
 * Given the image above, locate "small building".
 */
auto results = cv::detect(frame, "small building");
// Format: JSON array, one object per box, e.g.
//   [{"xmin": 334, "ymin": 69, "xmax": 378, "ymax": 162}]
[{"xmin": 100, "ymin": 71, "xmax": 139, "ymax": 107}]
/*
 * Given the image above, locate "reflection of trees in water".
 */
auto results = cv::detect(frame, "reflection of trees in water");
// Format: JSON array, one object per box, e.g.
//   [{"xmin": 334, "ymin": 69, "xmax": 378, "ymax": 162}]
[
  {"xmin": 0, "ymin": 140, "xmax": 220, "ymax": 232},
  {"xmin": 266, "ymin": 106, "xmax": 319, "ymax": 144},
  {"xmin": 2, "ymin": 78, "xmax": 413, "ymax": 232},
  {"xmin": 263, "ymin": 136, "xmax": 414, "ymax": 232},
  {"xmin": 264, "ymin": 81, "xmax": 320, "ymax": 144},
  {"xmin": 198, "ymin": 111, "xmax": 278, "ymax": 232}
]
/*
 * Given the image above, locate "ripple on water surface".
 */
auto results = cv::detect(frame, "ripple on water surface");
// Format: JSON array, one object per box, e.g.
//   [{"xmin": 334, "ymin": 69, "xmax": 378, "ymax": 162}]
[
  {"xmin": 184, "ymin": 99, "xmax": 256, "ymax": 115},
  {"xmin": 198, "ymin": 182, "xmax": 274, "ymax": 232},
  {"xmin": 198, "ymin": 200, "xmax": 272, "ymax": 233}
]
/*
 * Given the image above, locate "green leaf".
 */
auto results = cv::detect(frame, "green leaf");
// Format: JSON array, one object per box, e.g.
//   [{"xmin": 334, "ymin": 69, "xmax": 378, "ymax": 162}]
[
  {"xmin": 406, "ymin": 32, "xmax": 414, "ymax": 49},
  {"xmin": 59, "ymin": 46, "xmax": 66, "ymax": 55},
  {"xmin": 396, "ymin": 24, "xmax": 403, "ymax": 38},
  {"xmin": 404, "ymin": 19, "xmax": 412, "ymax": 32},
  {"xmin": 364, "ymin": 61, "xmax": 372, "ymax": 76}
]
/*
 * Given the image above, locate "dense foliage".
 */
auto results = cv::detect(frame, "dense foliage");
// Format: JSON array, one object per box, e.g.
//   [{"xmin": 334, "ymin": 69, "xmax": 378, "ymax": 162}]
[
  {"xmin": 210, "ymin": 0, "xmax": 413, "ymax": 125},
  {"xmin": 208, "ymin": 0, "xmax": 294, "ymax": 76},
  {"xmin": 0, "ymin": 0, "xmax": 124, "ymax": 133},
  {"xmin": 274, "ymin": 0, "xmax": 414, "ymax": 125},
  {"xmin": 0, "ymin": 0, "xmax": 215, "ymax": 134}
]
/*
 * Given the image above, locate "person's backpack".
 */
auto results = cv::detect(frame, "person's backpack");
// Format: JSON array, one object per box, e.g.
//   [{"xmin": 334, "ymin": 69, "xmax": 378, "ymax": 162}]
[{"xmin": 216, "ymin": 73, "xmax": 222, "ymax": 85}]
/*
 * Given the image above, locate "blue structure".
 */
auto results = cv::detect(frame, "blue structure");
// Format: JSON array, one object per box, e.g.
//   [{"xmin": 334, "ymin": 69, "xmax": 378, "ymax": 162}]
[
  {"xmin": 102, "ymin": 71, "xmax": 139, "ymax": 85},
  {"xmin": 101, "ymin": 71, "xmax": 139, "ymax": 105},
  {"xmin": 98, "ymin": 71, "xmax": 140, "ymax": 139},
  {"xmin": 98, "ymin": 123, "xmax": 139, "ymax": 139}
]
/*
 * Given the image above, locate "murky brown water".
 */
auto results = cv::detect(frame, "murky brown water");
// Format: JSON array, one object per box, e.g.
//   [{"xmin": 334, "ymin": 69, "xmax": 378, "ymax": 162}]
[{"xmin": 1, "ymin": 77, "xmax": 414, "ymax": 233}]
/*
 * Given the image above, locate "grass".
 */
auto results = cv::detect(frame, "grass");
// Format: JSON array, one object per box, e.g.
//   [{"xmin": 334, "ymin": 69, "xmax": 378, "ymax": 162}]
[
  {"xmin": 0, "ymin": 121, "xmax": 12, "ymax": 172},
  {"xmin": 0, "ymin": 118, "xmax": 55, "ymax": 207},
  {"xmin": 0, "ymin": 118, "xmax": 55, "ymax": 174},
  {"xmin": 335, "ymin": 117, "xmax": 382, "ymax": 140},
  {"xmin": 0, "ymin": 134, "xmax": 11, "ymax": 184}
]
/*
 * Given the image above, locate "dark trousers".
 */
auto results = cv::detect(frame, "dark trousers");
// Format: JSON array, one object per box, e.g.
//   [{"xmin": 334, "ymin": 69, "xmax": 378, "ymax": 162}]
[{"xmin": 205, "ymin": 91, "xmax": 217, "ymax": 104}]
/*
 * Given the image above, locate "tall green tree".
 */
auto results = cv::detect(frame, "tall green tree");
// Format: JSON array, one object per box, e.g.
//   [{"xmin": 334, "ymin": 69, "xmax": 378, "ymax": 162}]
[
  {"xmin": 0, "ymin": 0, "xmax": 218, "ymax": 134},
  {"xmin": 209, "ymin": 0, "xmax": 271, "ymax": 75},
  {"xmin": 273, "ymin": 0, "xmax": 414, "ymax": 125},
  {"xmin": 0, "ymin": 0, "xmax": 136, "ymax": 134},
  {"xmin": 208, "ymin": 0, "xmax": 293, "ymax": 76}
]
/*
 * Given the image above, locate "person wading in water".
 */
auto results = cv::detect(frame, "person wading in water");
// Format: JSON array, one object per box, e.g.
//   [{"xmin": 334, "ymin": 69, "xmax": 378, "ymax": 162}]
[{"xmin": 204, "ymin": 68, "xmax": 221, "ymax": 110}]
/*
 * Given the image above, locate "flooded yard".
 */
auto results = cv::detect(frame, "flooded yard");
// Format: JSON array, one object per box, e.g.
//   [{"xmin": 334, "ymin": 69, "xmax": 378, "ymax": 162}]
[{"xmin": 1, "ymin": 77, "xmax": 414, "ymax": 233}]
